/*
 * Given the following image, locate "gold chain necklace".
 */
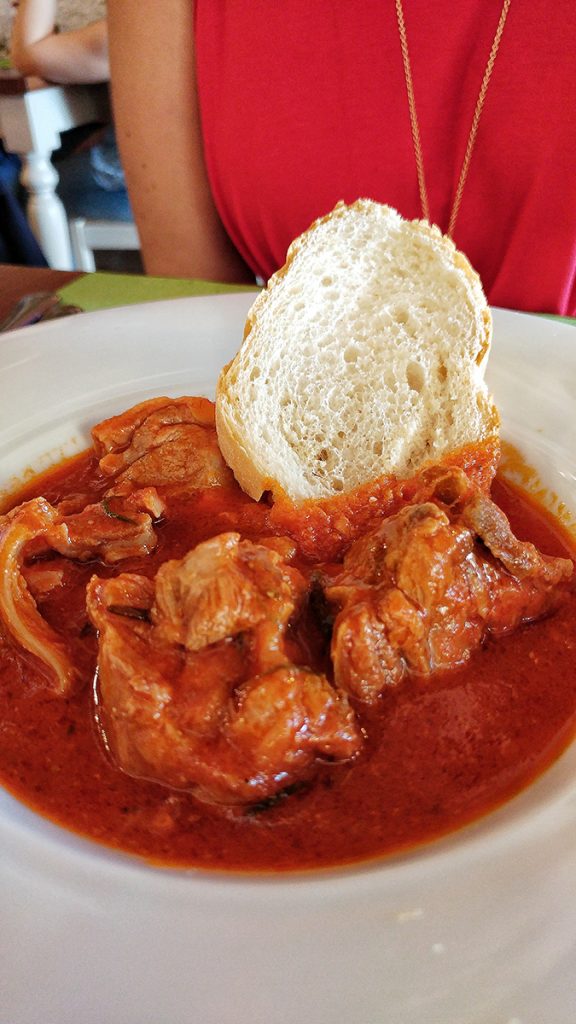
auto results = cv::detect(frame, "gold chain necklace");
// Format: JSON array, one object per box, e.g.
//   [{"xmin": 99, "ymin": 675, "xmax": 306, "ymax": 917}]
[{"xmin": 395, "ymin": 0, "xmax": 512, "ymax": 238}]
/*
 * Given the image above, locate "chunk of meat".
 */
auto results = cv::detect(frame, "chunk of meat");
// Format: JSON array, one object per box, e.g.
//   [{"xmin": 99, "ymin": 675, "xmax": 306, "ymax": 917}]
[
  {"xmin": 0, "ymin": 499, "xmax": 77, "ymax": 694},
  {"xmin": 87, "ymin": 533, "xmax": 361, "ymax": 804},
  {"xmin": 22, "ymin": 564, "xmax": 65, "ymax": 598},
  {"xmin": 152, "ymin": 533, "xmax": 305, "ymax": 664},
  {"xmin": 461, "ymin": 490, "xmax": 568, "ymax": 583},
  {"xmin": 48, "ymin": 488, "xmax": 165, "ymax": 564},
  {"xmin": 327, "ymin": 471, "xmax": 573, "ymax": 701},
  {"xmin": 92, "ymin": 396, "xmax": 234, "ymax": 491},
  {"xmin": 0, "ymin": 487, "xmax": 165, "ymax": 693}
]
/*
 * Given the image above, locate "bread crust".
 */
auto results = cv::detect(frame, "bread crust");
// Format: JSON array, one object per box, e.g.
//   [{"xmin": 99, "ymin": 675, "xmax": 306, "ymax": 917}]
[{"xmin": 215, "ymin": 382, "xmax": 276, "ymax": 500}]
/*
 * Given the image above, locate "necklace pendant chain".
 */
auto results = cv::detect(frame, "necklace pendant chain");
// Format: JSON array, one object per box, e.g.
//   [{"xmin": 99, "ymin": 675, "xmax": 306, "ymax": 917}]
[{"xmin": 395, "ymin": 0, "xmax": 512, "ymax": 238}]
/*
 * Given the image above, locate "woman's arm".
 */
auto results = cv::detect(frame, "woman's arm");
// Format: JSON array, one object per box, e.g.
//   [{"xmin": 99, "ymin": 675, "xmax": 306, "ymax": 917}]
[
  {"xmin": 107, "ymin": 0, "xmax": 252, "ymax": 282},
  {"xmin": 9, "ymin": 1, "xmax": 109, "ymax": 84}
]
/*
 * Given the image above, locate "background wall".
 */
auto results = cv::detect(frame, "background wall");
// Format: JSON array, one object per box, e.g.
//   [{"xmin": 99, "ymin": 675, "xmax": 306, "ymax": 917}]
[{"xmin": 0, "ymin": 0, "xmax": 105, "ymax": 60}]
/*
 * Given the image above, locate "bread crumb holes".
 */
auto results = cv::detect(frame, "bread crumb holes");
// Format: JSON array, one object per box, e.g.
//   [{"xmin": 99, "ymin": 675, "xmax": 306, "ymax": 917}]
[{"xmin": 406, "ymin": 361, "xmax": 425, "ymax": 393}]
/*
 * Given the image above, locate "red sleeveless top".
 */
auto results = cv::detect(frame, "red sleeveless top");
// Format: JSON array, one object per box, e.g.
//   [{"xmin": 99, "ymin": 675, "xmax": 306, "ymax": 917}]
[{"xmin": 195, "ymin": 1, "xmax": 576, "ymax": 315}]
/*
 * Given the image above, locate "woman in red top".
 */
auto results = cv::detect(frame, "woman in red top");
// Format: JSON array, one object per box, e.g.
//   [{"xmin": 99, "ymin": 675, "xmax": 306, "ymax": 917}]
[{"xmin": 108, "ymin": 1, "xmax": 576, "ymax": 315}]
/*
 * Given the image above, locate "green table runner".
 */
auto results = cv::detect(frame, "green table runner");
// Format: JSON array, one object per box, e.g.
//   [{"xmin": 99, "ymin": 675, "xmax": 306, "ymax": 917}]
[{"xmin": 58, "ymin": 271, "xmax": 257, "ymax": 313}]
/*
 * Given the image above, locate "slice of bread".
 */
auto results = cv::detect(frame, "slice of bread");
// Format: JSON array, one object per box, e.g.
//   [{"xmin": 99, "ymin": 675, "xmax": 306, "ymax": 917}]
[{"xmin": 216, "ymin": 199, "xmax": 499, "ymax": 503}]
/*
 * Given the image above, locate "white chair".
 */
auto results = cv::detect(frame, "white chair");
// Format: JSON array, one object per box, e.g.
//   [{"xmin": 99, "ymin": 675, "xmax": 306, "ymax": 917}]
[
  {"xmin": 0, "ymin": 73, "xmax": 140, "ymax": 271},
  {"xmin": 68, "ymin": 216, "xmax": 140, "ymax": 272}
]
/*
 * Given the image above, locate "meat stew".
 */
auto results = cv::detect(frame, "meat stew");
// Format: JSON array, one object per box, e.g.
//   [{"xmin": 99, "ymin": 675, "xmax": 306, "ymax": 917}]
[{"xmin": 0, "ymin": 397, "xmax": 575, "ymax": 872}]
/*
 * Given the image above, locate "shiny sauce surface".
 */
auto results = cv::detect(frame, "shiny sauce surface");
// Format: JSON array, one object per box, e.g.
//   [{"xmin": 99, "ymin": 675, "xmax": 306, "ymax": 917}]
[{"xmin": 1, "ymin": 452, "xmax": 576, "ymax": 872}]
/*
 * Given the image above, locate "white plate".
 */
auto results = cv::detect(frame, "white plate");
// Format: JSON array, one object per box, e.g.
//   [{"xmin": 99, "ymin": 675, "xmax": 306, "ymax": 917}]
[{"xmin": 1, "ymin": 295, "xmax": 575, "ymax": 1024}]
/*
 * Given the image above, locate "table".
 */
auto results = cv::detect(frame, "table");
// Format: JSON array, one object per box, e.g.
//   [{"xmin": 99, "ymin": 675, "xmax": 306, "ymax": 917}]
[
  {"xmin": 0, "ymin": 264, "xmax": 80, "ymax": 321},
  {"xmin": 0, "ymin": 262, "xmax": 256, "ymax": 329}
]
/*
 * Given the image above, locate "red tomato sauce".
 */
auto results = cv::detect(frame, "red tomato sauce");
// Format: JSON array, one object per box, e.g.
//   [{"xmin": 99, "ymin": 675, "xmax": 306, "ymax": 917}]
[{"xmin": 0, "ymin": 452, "xmax": 575, "ymax": 873}]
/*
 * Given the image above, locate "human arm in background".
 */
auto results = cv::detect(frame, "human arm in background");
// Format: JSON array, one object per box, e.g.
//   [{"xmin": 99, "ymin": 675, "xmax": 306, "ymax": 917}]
[
  {"xmin": 9, "ymin": 0, "xmax": 109, "ymax": 84},
  {"xmin": 107, "ymin": 0, "xmax": 252, "ymax": 282}
]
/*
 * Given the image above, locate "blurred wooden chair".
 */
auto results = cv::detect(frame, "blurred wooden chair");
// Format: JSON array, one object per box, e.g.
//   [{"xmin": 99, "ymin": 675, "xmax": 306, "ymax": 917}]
[{"xmin": 0, "ymin": 72, "xmax": 139, "ymax": 270}]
